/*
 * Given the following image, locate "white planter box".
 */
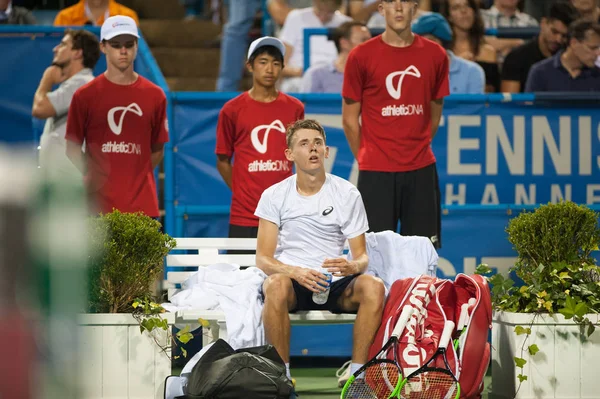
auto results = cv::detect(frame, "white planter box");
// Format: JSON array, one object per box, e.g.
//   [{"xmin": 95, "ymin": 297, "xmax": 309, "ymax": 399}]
[
  {"xmin": 491, "ymin": 311, "xmax": 600, "ymax": 399},
  {"xmin": 77, "ymin": 313, "xmax": 174, "ymax": 399}
]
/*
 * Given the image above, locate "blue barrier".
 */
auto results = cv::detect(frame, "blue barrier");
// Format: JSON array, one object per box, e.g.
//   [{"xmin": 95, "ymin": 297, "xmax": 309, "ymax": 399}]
[{"xmin": 302, "ymin": 26, "xmax": 540, "ymax": 71}]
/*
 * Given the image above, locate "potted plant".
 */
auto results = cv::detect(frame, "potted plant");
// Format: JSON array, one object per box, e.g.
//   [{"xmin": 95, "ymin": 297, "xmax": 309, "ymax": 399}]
[
  {"xmin": 80, "ymin": 210, "xmax": 178, "ymax": 399},
  {"xmin": 476, "ymin": 202, "xmax": 600, "ymax": 399}
]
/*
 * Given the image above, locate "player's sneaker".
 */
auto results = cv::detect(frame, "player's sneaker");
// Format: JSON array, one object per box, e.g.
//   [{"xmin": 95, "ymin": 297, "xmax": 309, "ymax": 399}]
[{"xmin": 336, "ymin": 360, "xmax": 352, "ymax": 387}]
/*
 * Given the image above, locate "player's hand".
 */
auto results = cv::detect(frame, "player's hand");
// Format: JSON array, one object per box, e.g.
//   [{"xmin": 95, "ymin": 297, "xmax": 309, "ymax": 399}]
[
  {"xmin": 323, "ymin": 257, "xmax": 360, "ymax": 277},
  {"xmin": 291, "ymin": 267, "xmax": 330, "ymax": 293},
  {"xmin": 44, "ymin": 65, "xmax": 65, "ymax": 85}
]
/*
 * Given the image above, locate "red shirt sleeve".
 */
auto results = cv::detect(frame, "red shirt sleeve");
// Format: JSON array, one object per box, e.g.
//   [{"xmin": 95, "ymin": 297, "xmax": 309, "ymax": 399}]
[
  {"xmin": 152, "ymin": 94, "xmax": 169, "ymax": 145},
  {"xmin": 65, "ymin": 89, "xmax": 86, "ymax": 145},
  {"xmin": 297, "ymin": 101, "xmax": 305, "ymax": 120},
  {"xmin": 215, "ymin": 105, "xmax": 235, "ymax": 157},
  {"xmin": 342, "ymin": 48, "xmax": 364, "ymax": 102},
  {"xmin": 433, "ymin": 49, "xmax": 450, "ymax": 100}
]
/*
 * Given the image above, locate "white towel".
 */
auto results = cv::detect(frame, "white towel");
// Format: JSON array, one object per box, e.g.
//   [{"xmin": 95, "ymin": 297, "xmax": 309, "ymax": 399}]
[
  {"xmin": 163, "ymin": 263, "xmax": 267, "ymax": 350},
  {"xmin": 358, "ymin": 231, "xmax": 438, "ymax": 290}
]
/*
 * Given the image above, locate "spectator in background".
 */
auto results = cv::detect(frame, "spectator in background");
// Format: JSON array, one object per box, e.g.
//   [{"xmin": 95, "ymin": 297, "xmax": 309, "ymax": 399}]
[
  {"xmin": 571, "ymin": 0, "xmax": 600, "ymax": 22},
  {"xmin": 32, "ymin": 29, "xmax": 100, "ymax": 178},
  {"xmin": 480, "ymin": 0, "xmax": 538, "ymax": 58},
  {"xmin": 278, "ymin": 0, "xmax": 352, "ymax": 92},
  {"xmin": 54, "ymin": 0, "xmax": 139, "ymax": 26},
  {"xmin": 300, "ymin": 20, "xmax": 370, "ymax": 93},
  {"xmin": 480, "ymin": 0, "xmax": 538, "ymax": 27},
  {"xmin": 441, "ymin": 0, "xmax": 499, "ymax": 92},
  {"xmin": 501, "ymin": 1, "xmax": 577, "ymax": 93},
  {"xmin": 216, "ymin": 37, "xmax": 304, "ymax": 239},
  {"xmin": 526, "ymin": 19, "xmax": 600, "ymax": 91},
  {"xmin": 268, "ymin": 0, "xmax": 320, "ymax": 31},
  {"xmin": 354, "ymin": 0, "xmax": 432, "ymax": 29},
  {"xmin": 412, "ymin": 12, "xmax": 486, "ymax": 93},
  {"xmin": 216, "ymin": 0, "xmax": 262, "ymax": 91},
  {"xmin": 65, "ymin": 16, "xmax": 168, "ymax": 216},
  {"xmin": 0, "ymin": 0, "xmax": 36, "ymax": 24}
]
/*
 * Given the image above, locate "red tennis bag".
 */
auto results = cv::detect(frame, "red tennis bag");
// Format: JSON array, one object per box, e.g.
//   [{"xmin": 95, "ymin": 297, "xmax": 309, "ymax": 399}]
[{"xmin": 369, "ymin": 274, "xmax": 491, "ymax": 399}]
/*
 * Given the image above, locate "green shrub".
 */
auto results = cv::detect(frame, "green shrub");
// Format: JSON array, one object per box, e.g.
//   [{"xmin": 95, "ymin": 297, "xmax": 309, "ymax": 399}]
[
  {"xmin": 88, "ymin": 210, "xmax": 176, "ymax": 313},
  {"xmin": 478, "ymin": 201, "xmax": 600, "ymax": 329}
]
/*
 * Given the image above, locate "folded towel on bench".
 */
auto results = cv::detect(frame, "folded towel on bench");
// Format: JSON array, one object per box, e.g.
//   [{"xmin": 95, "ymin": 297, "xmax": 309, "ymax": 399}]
[{"xmin": 163, "ymin": 263, "xmax": 267, "ymax": 350}]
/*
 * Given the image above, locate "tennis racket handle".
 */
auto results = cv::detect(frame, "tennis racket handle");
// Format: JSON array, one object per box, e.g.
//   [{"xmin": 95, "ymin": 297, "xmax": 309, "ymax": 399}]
[
  {"xmin": 439, "ymin": 320, "xmax": 455, "ymax": 350},
  {"xmin": 391, "ymin": 305, "xmax": 414, "ymax": 338}
]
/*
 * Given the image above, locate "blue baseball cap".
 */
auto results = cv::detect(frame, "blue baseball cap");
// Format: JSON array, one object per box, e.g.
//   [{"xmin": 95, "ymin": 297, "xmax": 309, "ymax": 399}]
[{"xmin": 412, "ymin": 13, "xmax": 453, "ymax": 43}]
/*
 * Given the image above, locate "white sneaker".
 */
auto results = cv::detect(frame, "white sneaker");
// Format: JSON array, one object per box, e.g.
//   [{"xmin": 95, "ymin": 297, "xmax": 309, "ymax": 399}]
[{"xmin": 336, "ymin": 360, "xmax": 352, "ymax": 388}]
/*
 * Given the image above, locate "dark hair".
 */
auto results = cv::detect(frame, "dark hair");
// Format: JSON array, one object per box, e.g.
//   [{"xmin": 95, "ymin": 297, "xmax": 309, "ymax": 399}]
[
  {"xmin": 545, "ymin": 0, "xmax": 578, "ymax": 27},
  {"xmin": 286, "ymin": 119, "xmax": 327, "ymax": 148},
  {"xmin": 248, "ymin": 45, "xmax": 284, "ymax": 65},
  {"xmin": 332, "ymin": 20, "xmax": 367, "ymax": 53},
  {"xmin": 66, "ymin": 29, "xmax": 100, "ymax": 69},
  {"xmin": 568, "ymin": 19, "xmax": 600, "ymax": 42},
  {"xmin": 440, "ymin": 0, "xmax": 486, "ymax": 58}
]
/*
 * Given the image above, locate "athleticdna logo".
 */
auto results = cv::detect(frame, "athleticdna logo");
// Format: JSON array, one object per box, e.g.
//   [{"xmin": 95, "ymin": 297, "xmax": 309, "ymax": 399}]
[
  {"xmin": 250, "ymin": 120, "xmax": 286, "ymax": 154},
  {"xmin": 107, "ymin": 103, "xmax": 143, "ymax": 135},
  {"xmin": 382, "ymin": 66, "xmax": 424, "ymax": 117},
  {"xmin": 104, "ymin": 103, "xmax": 143, "ymax": 155},
  {"xmin": 247, "ymin": 119, "xmax": 290, "ymax": 173}
]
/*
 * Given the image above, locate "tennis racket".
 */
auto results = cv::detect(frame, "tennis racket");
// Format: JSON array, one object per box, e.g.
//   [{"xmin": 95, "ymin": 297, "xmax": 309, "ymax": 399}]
[
  {"xmin": 340, "ymin": 305, "xmax": 414, "ymax": 399},
  {"xmin": 453, "ymin": 298, "xmax": 476, "ymax": 355},
  {"xmin": 399, "ymin": 320, "xmax": 460, "ymax": 399}
]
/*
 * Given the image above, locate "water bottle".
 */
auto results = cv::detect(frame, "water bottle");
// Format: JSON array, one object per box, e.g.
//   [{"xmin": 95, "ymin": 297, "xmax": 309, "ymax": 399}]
[{"xmin": 312, "ymin": 271, "xmax": 333, "ymax": 305}]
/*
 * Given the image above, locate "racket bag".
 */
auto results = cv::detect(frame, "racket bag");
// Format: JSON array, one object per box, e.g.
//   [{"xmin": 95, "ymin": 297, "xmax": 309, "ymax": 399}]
[
  {"xmin": 368, "ymin": 276, "xmax": 460, "ymax": 378},
  {"xmin": 368, "ymin": 274, "xmax": 490, "ymax": 398},
  {"xmin": 177, "ymin": 338, "xmax": 293, "ymax": 399}
]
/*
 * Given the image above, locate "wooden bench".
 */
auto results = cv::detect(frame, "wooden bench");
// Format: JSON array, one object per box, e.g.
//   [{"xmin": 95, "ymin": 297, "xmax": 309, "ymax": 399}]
[{"xmin": 164, "ymin": 237, "xmax": 356, "ymax": 346}]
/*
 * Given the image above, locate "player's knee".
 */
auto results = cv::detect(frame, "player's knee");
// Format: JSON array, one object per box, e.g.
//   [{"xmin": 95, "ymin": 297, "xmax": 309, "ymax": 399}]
[
  {"xmin": 263, "ymin": 274, "xmax": 293, "ymax": 304},
  {"xmin": 356, "ymin": 274, "xmax": 385, "ymax": 306}
]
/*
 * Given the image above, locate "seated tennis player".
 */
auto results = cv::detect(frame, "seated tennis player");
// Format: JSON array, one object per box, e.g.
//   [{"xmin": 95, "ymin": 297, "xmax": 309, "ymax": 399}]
[{"xmin": 254, "ymin": 119, "xmax": 385, "ymax": 397}]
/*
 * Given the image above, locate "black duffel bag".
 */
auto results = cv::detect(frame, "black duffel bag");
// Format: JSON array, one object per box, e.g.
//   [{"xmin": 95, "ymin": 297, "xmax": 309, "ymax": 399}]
[{"xmin": 177, "ymin": 339, "xmax": 293, "ymax": 399}]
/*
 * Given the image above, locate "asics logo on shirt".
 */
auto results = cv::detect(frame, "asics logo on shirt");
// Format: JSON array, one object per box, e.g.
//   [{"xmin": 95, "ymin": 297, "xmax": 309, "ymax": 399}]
[
  {"xmin": 382, "ymin": 66, "xmax": 424, "ymax": 117},
  {"xmin": 107, "ymin": 103, "xmax": 143, "ymax": 135},
  {"xmin": 250, "ymin": 119, "xmax": 286, "ymax": 154},
  {"xmin": 385, "ymin": 66, "xmax": 421, "ymax": 100},
  {"xmin": 322, "ymin": 206, "xmax": 334, "ymax": 216}
]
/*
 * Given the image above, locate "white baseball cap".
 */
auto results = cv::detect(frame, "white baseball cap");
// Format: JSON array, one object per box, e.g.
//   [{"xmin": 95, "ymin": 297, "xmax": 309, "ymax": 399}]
[
  {"xmin": 101, "ymin": 15, "xmax": 139, "ymax": 41},
  {"xmin": 247, "ymin": 36, "xmax": 286, "ymax": 60}
]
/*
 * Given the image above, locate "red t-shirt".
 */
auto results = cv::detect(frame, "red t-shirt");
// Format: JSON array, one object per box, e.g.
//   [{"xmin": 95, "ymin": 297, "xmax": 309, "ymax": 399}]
[
  {"xmin": 66, "ymin": 74, "xmax": 169, "ymax": 217},
  {"xmin": 215, "ymin": 92, "xmax": 304, "ymax": 227},
  {"xmin": 343, "ymin": 35, "xmax": 450, "ymax": 172}
]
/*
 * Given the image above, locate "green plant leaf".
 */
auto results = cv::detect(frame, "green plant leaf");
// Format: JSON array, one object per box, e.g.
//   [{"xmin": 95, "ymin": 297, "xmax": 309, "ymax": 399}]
[
  {"xmin": 514, "ymin": 357, "xmax": 527, "ymax": 368},
  {"xmin": 475, "ymin": 264, "xmax": 492, "ymax": 275},
  {"xmin": 181, "ymin": 347, "xmax": 187, "ymax": 358},
  {"xmin": 574, "ymin": 302, "xmax": 588, "ymax": 318},
  {"xmin": 587, "ymin": 323, "xmax": 596, "ymax": 337},
  {"xmin": 559, "ymin": 295, "xmax": 577, "ymax": 319},
  {"xmin": 514, "ymin": 326, "xmax": 531, "ymax": 335},
  {"xmin": 178, "ymin": 332, "xmax": 193, "ymax": 344},
  {"xmin": 517, "ymin": 374, "xmax": 528, "ymax": 383},
  {"xmin": 528, "ymin": 344, "xmax": 539, "ymax": 356}
]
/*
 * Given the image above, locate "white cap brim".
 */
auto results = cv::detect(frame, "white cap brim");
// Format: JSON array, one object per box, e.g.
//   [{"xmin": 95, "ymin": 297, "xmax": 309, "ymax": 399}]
[{"xmin": 247, "ymin": 36, "xmax": 286, "ymax": 60}]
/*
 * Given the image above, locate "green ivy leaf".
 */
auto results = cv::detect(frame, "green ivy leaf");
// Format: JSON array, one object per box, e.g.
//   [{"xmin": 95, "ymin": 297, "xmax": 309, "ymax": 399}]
[
  {"xmin": 178, "ymin": 332, "xmax": 194, "ymax": 344},
  {"xmin": 514, "ymin": 326, "xmax": 531, "ymax": 335},
  {"xmin": 514, "ymin": 357, "xmax": 527, "ymax": 368},
  {"xmin": 558, "ymin": 295, "xmax": 577, "ymax": 319},
  {"xmin": 517, "ymin": 374, "xmax": 528, "ymax": 383},
  {"xmin": 574, "ymin": 302, "xmax": 588, "ymax": 318},
  {"xmin": 587, "ymin": 323, "xmax": 596, "ymax": 337},
  {"xmin": 476, "ymin": 264, "xmax": 492, "ymax": 275},
  {"xmin": 528, "ymin": 344, "xmax": 539, "ymax": 356}
]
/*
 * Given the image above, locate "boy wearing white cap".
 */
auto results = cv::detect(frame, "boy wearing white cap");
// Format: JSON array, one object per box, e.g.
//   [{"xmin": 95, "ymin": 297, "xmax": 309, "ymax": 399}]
[
  {"xmin": 65, "ymin": 15, "xmax": 169, "ymax": 218},
  {"xmin": 215, "ymin": 36, "xmax": 305, "ymax": 239}
]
